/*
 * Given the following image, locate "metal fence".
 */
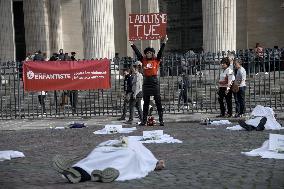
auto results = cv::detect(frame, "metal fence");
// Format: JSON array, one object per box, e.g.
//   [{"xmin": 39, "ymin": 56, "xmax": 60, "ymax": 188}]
[{"xmin": 0, "ymin": 49, "xmax": 283, "ymax": 119}]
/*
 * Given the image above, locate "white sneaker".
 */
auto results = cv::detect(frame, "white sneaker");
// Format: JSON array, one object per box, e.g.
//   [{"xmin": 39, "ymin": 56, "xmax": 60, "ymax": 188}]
[{"xmin": 265, "ymin": 72, "xmax": 268, "ymax": 75}]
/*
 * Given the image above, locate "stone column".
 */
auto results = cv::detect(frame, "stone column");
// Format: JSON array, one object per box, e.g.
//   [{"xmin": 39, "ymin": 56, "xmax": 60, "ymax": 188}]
[
  {"xmin": 48, "ymin": 0, "xmax": 63, "ymax": 54},
  {"xmin": 0, "ymin": 0, "xmax": 15, "ymax": 61},
  {"xmin": 131, "ymin": 0, "xmax": 160, "ymax": 55},
  {"xmin": 147, "ymin": 0, "xmax": 160, "ymax": 51},
  {"xmin": 81, "ymin": 0, "xmax": 115, "ymax": 59},
  {"xmin": 202, "ymin": 0, "xmax": 236, "ymax": 53},
  {"xmin": 23, "ymin": 0, "xmax": 50, "ymax": 56}
]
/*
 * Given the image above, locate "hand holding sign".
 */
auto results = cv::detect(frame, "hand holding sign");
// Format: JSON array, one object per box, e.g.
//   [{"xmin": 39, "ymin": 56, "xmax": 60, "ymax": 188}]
[
  {"xmin": 161, "ymin": 35, "xmax": 168, "ymax": 44},
  {"xmin": 129, "ymin": 13, "xmax": 167, "ymax": 41}
]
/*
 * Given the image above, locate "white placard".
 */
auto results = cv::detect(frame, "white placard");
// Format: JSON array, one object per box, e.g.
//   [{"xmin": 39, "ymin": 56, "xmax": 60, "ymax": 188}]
[
  {"xmin": 105, "ymin": 125, "xmax": 123, "ymax": 133},
  {"xmin": 143, "ymin": 130, "xmax": 163, "ymax": 140},
  {"xmin": 269, "ymin": 134, "xmax": 284, "ymax": 152}
]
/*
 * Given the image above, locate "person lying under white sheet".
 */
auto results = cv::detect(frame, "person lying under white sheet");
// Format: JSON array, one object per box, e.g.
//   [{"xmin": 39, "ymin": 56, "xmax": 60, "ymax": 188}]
[
  {"xmin": 238, "ymin": 105, "xmax": 282, "ymax": 131},
  {"xmin": 52, "ymin": 138, "xmax": 165, "ymax": 183}
]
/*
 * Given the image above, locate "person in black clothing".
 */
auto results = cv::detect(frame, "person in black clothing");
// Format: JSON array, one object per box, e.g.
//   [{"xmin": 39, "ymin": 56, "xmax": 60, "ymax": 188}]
[
  {"xmin": 117, "ymin": 68, "xmax": 133, "ymax": 120},
  {"xmin": 70, "ymin": 52, "xmax": 78, "ymax": 114},
  {"xmin": 129, "ymin": 36, "xmax": 168, "ymax": 126},
  {"xmin": 178, "ymin": 73, "xmax": 191, "ymax": 109},
  {"xmin": 71, "ymin": 52, "xmax": 77, "ymax": 61}
]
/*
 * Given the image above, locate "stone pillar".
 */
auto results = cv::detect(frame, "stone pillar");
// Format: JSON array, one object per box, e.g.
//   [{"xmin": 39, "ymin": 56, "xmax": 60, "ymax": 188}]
[
  {"xmin": 81, "ymin": 0, "xmax": 115, "ymax": 59},
  {"xmin": 147, "ymin": 0, "xmax": 160, "ymax": 51},
  {"xmin": 202, "ymin": 0, "xmax": 236, "ymax": 53},
  {"xmin": 23, "ymin": 0, "xmax": 50, "ymax": 56},
  {"xmin": 48, "ymin": 0, "xmax": 63, "ymax": 54},
  {"xmin": 131, "ymin": 0, "xmax": 160, "ymax": 56},
  {"xmin": 0, "ymin": 0, "xmax": 15, "ymax": 61}
]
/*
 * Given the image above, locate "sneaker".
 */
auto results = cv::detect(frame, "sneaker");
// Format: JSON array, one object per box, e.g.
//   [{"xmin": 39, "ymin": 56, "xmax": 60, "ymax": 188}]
[
  {"xmin": 265, "ymin": 72, "xmax": 268, "ymax": 75},
  {"xmin": 160, "ymin": 121, "xmax": 165, "ymax": 126},
  {"xmin": 52, "ymin": 155, "xmax": 81, "ymax": 183},
  {"xmin": 117, "ymin": 117, "xmax": 126, "ymax": 121},
  {"xmin": 91, "ymin": 168, "xmax": 120, "ymax": 183}
]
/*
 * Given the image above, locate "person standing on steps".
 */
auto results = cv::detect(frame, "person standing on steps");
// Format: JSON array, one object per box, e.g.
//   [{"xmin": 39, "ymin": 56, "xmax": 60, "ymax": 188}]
[
  {"xmin": 129, "ymin": 36, "xmax": 168, "ymax": 126},
  {"xmin": 117, "ymin": 68, "xmax": 133, "ymax": 121}
]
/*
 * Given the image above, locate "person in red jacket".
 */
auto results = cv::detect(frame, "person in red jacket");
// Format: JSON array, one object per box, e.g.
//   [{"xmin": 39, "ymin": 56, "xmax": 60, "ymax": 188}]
[{"xmin": 129, "ymin": 36, "xmax": 168, "ymax": 126}]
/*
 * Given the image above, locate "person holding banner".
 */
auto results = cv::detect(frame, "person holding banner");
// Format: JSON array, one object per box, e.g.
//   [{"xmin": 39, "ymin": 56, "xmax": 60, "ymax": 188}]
[{"xmin": 129, "ymin": 36, "xmax": 168, "ymax": 126}]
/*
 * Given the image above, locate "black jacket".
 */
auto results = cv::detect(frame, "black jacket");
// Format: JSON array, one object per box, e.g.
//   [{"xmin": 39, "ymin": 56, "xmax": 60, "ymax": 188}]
[{"xmin": 124, "ymin": 74, "xmax": 133, "ymax": 94}]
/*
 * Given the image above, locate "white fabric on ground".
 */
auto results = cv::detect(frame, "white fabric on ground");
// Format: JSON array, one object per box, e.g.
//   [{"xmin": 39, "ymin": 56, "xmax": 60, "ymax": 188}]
[
  {"xmin": 246, "ymin": 105, "xmax": 282, "ymax": 129},
  {"xmin": 0, "ymin": 151, "xmax": 25, "ymax": 161},
  {"xmin": 210, "ymin": 120, "xmax": 231, "ymax": 125},
  {"xmin": 226, "ymin": 105, "xmax": 282, "ymax": 130},
  {"xmin": 93, "ymin": 127, "xmax": 136, "ymax": 135},
  {"xmin": 226, "ymin": 125, "xmax": 244, "ymax": 130},
  {"xmin": 128, "ymin": 134, "xmax": 183, "ymax": 144},
  {"xmin": 73, "ymin": 139, "xmax": 158, "ymax": 181},
  {"xmin": 241, "ymin": 140, "xmax": 284, "ymax": 159}
]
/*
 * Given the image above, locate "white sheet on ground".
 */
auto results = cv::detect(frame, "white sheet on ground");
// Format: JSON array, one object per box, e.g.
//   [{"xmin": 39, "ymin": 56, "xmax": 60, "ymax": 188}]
[
  {"xmin": 128, "ymin": 132, "xmax": 182, "ymax": 144},
  {"xmin": 241, "ymin": 140, "xmax": 284, "ymax": 159},
  {"xmin": 226, "ymin": 105, "xmax": 283, "ymax": 130},
  {"xmin": 210, "ymin": 120, "xmax": 232, "ymax": 125},
  {"xmin": 93, "ymin": 126, "xmax": 136, "ymax": 134},
  {"xmin": 0, "ymin": 151, "xmax": 25, "ymax": 161},
  {"xmin": 73, "ymin": 139, "xmax": 158, "ymax": 181},
  {"xmin": 226, "ymin": 125, "xmax": 244, "ymax": 130}
]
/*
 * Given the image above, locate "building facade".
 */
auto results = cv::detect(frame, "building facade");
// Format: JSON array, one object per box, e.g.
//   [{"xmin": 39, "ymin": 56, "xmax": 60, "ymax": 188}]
[{"xmin": 0, "ymin": 0, "xmax": 284, "ymax": 61}]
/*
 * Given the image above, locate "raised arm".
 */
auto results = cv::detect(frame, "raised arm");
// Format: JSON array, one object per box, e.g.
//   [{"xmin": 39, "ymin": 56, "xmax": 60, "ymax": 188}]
[
  {"xmin": 130, "ymin": 42, "xmax": 143, "ymax": 61},
  {"xmin": 157, "ymin": 35, "xmax": 168, "ymax": 61}
]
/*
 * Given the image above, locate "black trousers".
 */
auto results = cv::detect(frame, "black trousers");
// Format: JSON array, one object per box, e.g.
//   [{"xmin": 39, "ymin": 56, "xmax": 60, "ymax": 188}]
[
  {"xmin": 69, "ymin": 90, "xmax": 78, "ymax": 111},
  {"xmin": 234, "ymin": 86, "xmax": 246, "ymax": 115},
  {"xmin": 218, "ymin": 87, "xmax": 232, "ymax": 116},
  {"xmin": 142, "ymin": 95, "xmax": 163, "ymax": 123},
  {"xmin": 128, "ymin": 95, "xmax": 143, "ymax": 121},
  {"xmin": 38, "ymin": 95, "xmax": 46, "ymax": 113}
]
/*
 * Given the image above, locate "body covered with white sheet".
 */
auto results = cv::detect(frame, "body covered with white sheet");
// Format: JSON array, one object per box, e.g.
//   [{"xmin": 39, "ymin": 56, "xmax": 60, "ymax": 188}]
[
  {"xmin": 245, "ymin": 105, "xmax": 281, "ymax": 130},
  {"xmin": 73, "ymin": 139, "xmax": 158, "ymax": 181}
]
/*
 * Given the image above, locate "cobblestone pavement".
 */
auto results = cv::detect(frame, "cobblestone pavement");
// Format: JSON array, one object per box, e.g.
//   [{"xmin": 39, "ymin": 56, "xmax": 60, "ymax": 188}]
[{"xmin": 0, "ymin": 117, "xmax": 284, "ymax": 189}]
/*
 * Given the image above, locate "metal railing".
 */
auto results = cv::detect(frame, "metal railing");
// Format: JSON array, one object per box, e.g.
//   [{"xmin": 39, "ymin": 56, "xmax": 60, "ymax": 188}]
[{"xmin": 0, "ymin": 49, "xmax": 283, "ymax": 119}]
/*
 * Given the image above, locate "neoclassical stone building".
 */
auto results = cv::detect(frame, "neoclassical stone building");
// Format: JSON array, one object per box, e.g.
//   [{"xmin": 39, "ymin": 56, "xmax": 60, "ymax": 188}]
[{"xmin": 0, "ymin": 0, "xmax": 284, "ymax": 61}]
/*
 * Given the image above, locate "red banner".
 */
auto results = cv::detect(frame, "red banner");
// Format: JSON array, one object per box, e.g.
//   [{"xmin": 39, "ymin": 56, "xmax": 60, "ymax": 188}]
[
  {"xmin": 23, "ymin": 59, "xmax": 110, "ymax": 91},
  {"xmin": 129, "ymin": 13, "xmax": 167, "ymax": 41}
]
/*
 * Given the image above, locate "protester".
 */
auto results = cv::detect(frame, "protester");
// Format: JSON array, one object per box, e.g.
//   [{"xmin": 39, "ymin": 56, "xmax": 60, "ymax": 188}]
[
  {"xmin": 238, "ymin": 105, "xmax": 282, "ymax": 131},
  {"xmin": 33, "ymin": 50, "xmax": 45, "ymax": 61},
  {"xmin": 217, "ymin": 57, "xmax": 235, "ymax": 117},
  {"xmin": 52, "ymin": 138, "xmax": 165, "ymax": 183},
  {"xmin": 117, "ymin": 68, "xmax": 133, "ymax": 121},
  {"xmin": 178, "ymin": 72, "xmax": 191, "ymax": 109},
  {"xmin": 38, "ymin": 91, "xmax": 46, "ymax": 113},
  {"xmin": 233, "ymin": 59, "xmax": 246, "ymax": 117},
  {"xmin": 254, "ymin": 43, "xmax": 265, "ymax": 74},
  {"xmin": 58, "ymin": 49, "xmax": 65, "ymax": 60},
  {"xmin": 125, "ymin": 61, "xmax": 143, "ymax": 124},
  {"xmin": 71, "ymin": 52, "xmax": 77, "ymax": 61},
  {"xmin": 129, "ymin": 36, "xmax": 168, "ymax": 126}
]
